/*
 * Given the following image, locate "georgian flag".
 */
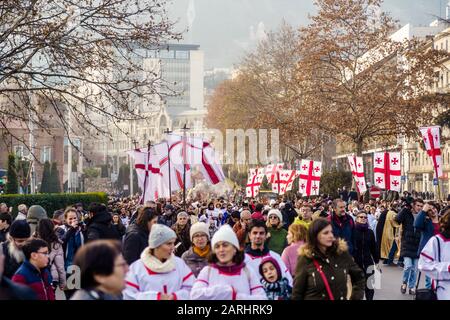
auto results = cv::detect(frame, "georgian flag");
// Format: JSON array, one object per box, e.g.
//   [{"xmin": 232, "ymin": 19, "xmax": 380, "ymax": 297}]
[
  {"xmin": 298, "ymin": 160, "xmax": 322, "ymax": 197},
  {"xmin": 246, "ymin": 168, "xmax": 265, "ymax": 198},
  {"xmin": 265, "ymin": 163, "xmax": 284, "ymax": 183},
  {"xmin": 348, "ymin": 155, "xmax": 367, "ymax": 193},
  {"xmin": 420, "ymin": 126, "xmax": 443, "ymax": 178},
  {"xmin": 272, "ymin": 170, "xmax": 297, "ymax": 195},
  {"xmin": 373, "ymin": 152, "xmax": 401, "ymax": 192}
]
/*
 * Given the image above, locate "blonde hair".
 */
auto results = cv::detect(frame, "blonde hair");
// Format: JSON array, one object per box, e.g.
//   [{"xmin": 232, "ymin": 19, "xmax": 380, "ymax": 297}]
[{"xmin": 288, "ymin": 224, "xmax": 307, "ymax": 243}]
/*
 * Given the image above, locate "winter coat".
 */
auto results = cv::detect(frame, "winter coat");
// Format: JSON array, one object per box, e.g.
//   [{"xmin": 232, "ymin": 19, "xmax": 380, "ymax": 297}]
[
  {"xmin": 48, "ymin": 240, "xmax": 66, "ymax": 288},
  {"xmin": 267, "ymin": 227, "xmax": 288, "ymax": 255},
  {"xmin": 261, "ymin": 277, "xmax": 292, "ymax": 300},
  {"xmin": 0, "ymin": 276, "xmax": 37, "ymax": 300},
  {"xmin": 232, "ymin": 221, "xmax": 249, "ymax": 250},
  {"xmin": 86, "ymin": 211, "xmax": 121, "ymax": 242},
  {"xmin": 244, "ymin": 245, "xmax": 293, "ymax": 286},
  {"xmin": 418, "ymin": 233, "xmax": 450, "ymax": 300},
  {"xmin": 281, "ymin": 241, "xmax": 304, "ymax": 276},
  {"xmin": 181, "ymin": 247, "xmax": 209, "ymax": 277},
  {"xmin": 292, "ymin": 240, "xmax": 365, "ymax": 300},
  {"xmin": 281, "ymin": 204, "xmax": 297, "ymax": 229},
  {"xmin": 1, "ymin": 241, "xmax": 24, "ymax": 279},
  {"xmin": 158, "ymin": 213, "xmax": 177, "ymax": 228},
  {"xmin": 123, "ymin": 249, "xmax": 195, "ymax": 300},
  {"xmin": 0, "ymin": 227, "xmax": 8, "ymax": 243},
  {"xmin": 172, "ymin": 224, "xmax": 191, "ymax": 257},
  {"xmin": 329, "ymin": 213, "xmax": 355, "ymax": 255},
  {"xmin": 352, "ymin": 224, "xmax": 379, "ymax": 271},
  {"xmin": 251, "ymin": 211, "xmax": 264, "ymax": 221},
  {"xmin": 190, "ymin": 263, "xmax": 267, "ymax": 300},
  {"xmin": 394, "ymin": 207, "xmax": 421, "ymax": 258},
  {"xmin": 414, "ymin": 210, "xmax": 439, "ymax": 255},
  {"xmin": 60, "ymin": 225, "xmax": 85, "ymax": 270},
  {"xmin": 123, "ymin": 223, "xmax": 149, "ymax": 265},
  {"xmin": 12, "ymin": 260, "xmax": 55, "ymax": 300},
  {"xmin": 112, "ymin": 223, "xmax": 126, "ymax": 238}
]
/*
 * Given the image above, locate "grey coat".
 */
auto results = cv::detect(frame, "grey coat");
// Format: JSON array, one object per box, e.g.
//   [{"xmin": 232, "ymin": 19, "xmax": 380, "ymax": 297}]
[
  {"xmin": 181, "ymin": 247, "xmax": 209, "ymax": 277},
  {"xmin": 49, "ymin": 241, "xmax": 66, "ymax": 288}
]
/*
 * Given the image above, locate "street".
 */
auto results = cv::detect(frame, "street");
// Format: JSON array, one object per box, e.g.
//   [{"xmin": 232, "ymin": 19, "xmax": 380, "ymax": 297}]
[{"xmin": 374, "ymin": 264, "xmax": 425, "ymax": 300}]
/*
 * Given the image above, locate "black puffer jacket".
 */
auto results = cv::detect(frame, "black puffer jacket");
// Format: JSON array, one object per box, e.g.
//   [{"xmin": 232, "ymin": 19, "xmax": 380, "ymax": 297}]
[
  {"xmin": 1, "ymin": 241, "xmax": 24, "ymax": 279},
  {"xmin": 122, "ymin": 223, "xmax": 149, "ymax": 265},
  {"xmin": 281, "ymin": 203, "xmax": 297, "ymax": 229},
  {"xmin": 352, "ymin": 224, "xmax": 379, "ymax": 271},
  {"xmin": 86, "ymin": 211, "xmax": 121, "ymax": 242},
  {"xmin": 394, "ymin": 207, "xmax": 421, "ymax": 258}
]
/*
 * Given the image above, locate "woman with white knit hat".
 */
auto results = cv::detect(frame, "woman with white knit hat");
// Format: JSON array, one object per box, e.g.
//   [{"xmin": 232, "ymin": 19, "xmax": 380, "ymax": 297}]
[
  {"xmin": 182, "ymin": 222, "xmax": 211, "ymax": 277},
  {"xmin": 190, "ymin": 224, "xmax": 267, "ymax": 300},
  {"xmin": 123, "ymin": 223, "xmax": 195, "ymax": 300}
]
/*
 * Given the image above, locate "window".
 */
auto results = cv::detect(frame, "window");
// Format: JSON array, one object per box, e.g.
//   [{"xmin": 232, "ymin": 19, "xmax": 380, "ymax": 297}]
[
  {"xmin": 41, "ymin": 146, "xmax": 52, "ymax": 163},
  {"xmin": 175, "ymin": 50, "xmax": 189, "ymax": 59},
  {"xmin": 13, "ymin": 145, "xmax": 25, "ymax": 157}
]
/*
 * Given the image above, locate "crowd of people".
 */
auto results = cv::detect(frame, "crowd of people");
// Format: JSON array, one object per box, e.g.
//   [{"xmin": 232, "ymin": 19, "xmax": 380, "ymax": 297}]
[{"xmin": 0, "ymin": 189, "xmax": 449, "ymax": 300}]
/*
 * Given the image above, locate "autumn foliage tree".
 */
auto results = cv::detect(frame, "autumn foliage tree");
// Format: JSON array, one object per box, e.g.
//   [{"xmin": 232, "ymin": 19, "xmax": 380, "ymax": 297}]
[{"xmin": 297, "ymin": 0, "xmax": 447, "ymax": 155}]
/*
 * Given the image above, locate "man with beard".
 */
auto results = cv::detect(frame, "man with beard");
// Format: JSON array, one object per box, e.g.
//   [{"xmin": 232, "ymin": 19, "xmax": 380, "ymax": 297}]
[{"xmin": 1, "ymin": 220, "xmax": 31, "ymax": 279}]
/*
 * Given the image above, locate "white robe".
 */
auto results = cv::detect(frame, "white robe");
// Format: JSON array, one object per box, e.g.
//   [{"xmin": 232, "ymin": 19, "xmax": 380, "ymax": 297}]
[{"xmin": 418, "ymin": 234, "xmax": 450, "ymax": 300}]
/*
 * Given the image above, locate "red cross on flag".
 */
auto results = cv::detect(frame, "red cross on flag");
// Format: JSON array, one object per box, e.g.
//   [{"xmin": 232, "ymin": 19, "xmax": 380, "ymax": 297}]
[
  {"xmin": 128, "ymin": 145, "xmax": 169, "ymax": 203},
  {"xmin": 347, "ymin": 155, "xmax": 367, "ymax": 193},
  {"xmin": 246, "ymin": 168, "xmax": 265, "ymax": 198},
  {"xmin": 265, "ymin": 163, "xmax": 284, "ymax": 183},
  {"xmin": 298, "ymin": 160, "xmax": 322, "ymax": 197},
  {"xmin": 420, "ymin": 126, "xmax": 443, "ymax": 178},
  {"xmin": 373, "ymin": 152, "xmax": 401, "ymax": 192},
  {"xmin": 272, "ymin": 170, "xmax": 297, "ymax": 195}
]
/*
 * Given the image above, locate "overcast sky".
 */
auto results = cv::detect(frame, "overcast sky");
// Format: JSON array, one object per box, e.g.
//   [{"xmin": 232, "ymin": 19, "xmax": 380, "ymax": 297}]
[{"xmin": 167, "ymin": 0, "xmax": 449, "ymax": 69}]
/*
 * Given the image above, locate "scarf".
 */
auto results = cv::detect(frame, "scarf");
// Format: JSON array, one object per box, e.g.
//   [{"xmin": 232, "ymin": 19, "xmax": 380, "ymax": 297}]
[
  {"xmin": 193, "ymin": 245, "xmax": 211, "ymax": 258},
  {"xmin": 140, "ymin": 247, "xmax": 176, "ymax": 273},
  {"xmin": 260, "ymin": 277, "xmax": 292, "ymax": 300},
  {"xmin": 245, "ymin": 244, "xmax": 270, "ymax": 257},
  {"xmin": 355, "ymin": 222, "xmax": 369, "ymax": 232},
  {"xmin": 211, "ymin": 262, "xmax": 245, "ymax": 275}
]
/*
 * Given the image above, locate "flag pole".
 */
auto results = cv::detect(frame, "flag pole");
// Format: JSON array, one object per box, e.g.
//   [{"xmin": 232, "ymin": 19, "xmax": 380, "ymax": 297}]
[
  {"xmin": 164, "ymin": 128, "xmax": 173, "ymax": 204},
  {"xmin": 181, "ymin": 123, "xmax": 190, "ymax": 209},
  {"xmin": 141, "ymin": 140, "xmax": 152, "ymax": 205}
]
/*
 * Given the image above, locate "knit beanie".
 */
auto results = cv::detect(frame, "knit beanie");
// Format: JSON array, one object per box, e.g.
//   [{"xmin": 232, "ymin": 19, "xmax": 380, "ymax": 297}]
[
  {"xmin": 148, "ymin": 223, "xmax": 176, "ymax": 249},
  {"xmin": 27, "ymin": 205, "xmax": 47, "ymax": 235},
  {"xmin": 211, "ymin": 224, "xmax": 239, "ymax": 250},
  {"xmin": 268, "ymin": 209, "xmax": 283, "ymax": 223},
  {"xmin": 9, "ymin": 220, "xmax": 31, "ymax": 239},
  {"xmin": 189, "ymin": 222, "xmax": 210, "ymax": 242}
]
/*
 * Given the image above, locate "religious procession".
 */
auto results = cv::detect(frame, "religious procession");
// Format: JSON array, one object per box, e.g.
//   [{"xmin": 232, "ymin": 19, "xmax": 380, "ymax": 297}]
[{"xmin": 1, "ymin": 0, "xmax": 450, "ymax": 310}]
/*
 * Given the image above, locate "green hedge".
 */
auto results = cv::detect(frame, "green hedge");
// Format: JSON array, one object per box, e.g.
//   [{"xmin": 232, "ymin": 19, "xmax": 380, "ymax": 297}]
[{"xmin": 0, "ymin": 192, "xmax": 108, "ymax": 218}]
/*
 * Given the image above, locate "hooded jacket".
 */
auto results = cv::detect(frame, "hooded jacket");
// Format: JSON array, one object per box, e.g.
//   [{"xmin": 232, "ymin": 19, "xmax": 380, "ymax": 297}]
[
  {"xmin": 292, "ymin": 240, "xmax": 365, "ymax": 300},
  {"xmin": 123, "ymin": 223, "xmax": 149, "ymax": 265},
  {"xmin": 86, "ymin": 211, "xmax": 121, "ymax": 242}
]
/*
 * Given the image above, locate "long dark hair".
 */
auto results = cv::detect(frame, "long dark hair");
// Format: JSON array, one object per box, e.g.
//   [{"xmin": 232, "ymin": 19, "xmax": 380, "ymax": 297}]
[
  {"xmin": 208, "ymin": 246, "xmax": 245, "ymax": 265},
  {"xmin": 36, "ymin": 218, "xmax": 59, "ymax": 252},
  {"xmin": 306, "ymin": 218, "xmax": 339, "ymax": 254},
  {"xmin": 136, "ymin": 206, "xmax": 158, "ymax": 232}
]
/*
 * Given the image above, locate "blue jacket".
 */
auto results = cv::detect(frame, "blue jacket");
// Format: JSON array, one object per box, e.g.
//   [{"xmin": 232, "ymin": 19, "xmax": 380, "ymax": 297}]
[
  {"xmin": 414, "ymin": 210, "xmax": 436, "ymax": 255},
  {"xmin": 329, "ymin": 213, "xmax": 355, "ymax": 255}
]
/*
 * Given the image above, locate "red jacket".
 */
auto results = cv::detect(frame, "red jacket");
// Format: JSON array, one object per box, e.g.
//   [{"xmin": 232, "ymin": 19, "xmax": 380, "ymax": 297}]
[{"xmin": 12, "ymin": 261, "xmax": 55, "ymax": 300}]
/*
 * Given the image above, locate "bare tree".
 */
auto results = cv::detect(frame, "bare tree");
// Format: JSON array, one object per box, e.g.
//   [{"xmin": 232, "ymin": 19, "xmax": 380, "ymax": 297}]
[{"xmin": 0, "ymin": 0, "xmax": 183, "ymax": 157}]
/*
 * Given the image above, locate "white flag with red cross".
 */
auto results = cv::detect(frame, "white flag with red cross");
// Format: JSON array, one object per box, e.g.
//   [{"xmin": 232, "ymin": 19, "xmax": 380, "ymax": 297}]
[
  {"xmin": 246, "ymin": 168, "xmax": 265, "ymax": 198},
  {"xmin": 420, "ymin": 126, "xmax": 443, "ymax": 178},
  {"xmin": 128, "ymin": 145, "xmax": 169, "ymax": 203},
  {"xmin": 373, "ymin": 152, "xmax": 401, "ymax": 192},
  {"xmin": 271, "ymin": 170, "xmax": 297, "ymax": 195},
  {"xmin": 298, "ymin": 160, "xmax": 322, "ymax": 197},
  {"xmin": 265, "ymin": 163, "xmax": 284, "ymax": 184},
  {"xmin": 347, "ymin": 155, "xmax": 367, "ymax": 193}
]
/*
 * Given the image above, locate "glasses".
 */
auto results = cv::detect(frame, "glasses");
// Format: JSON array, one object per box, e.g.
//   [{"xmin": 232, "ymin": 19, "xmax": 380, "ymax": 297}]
[
  {"xmin": 269, "ymin": 216, "xmax": 279, "ymax": 220},
  {"xmin": 36, "ymin": 251, "xmax": 49, "ymax": 256},
  {"xmin": 357, "ymin": 216, "xmax": 368, "ymax": 220}
]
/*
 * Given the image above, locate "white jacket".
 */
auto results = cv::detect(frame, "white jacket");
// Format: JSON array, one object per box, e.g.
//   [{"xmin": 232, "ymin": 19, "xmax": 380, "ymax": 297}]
[
  {"xmin": 190, "ymin": 263, "xmax": 267, "ymax": 300},
  {"xmin": 418, "ymin": 234, "xmax": 450, "ymax": 300},
  {"xmin": 123, "ymin": 254, "xmax": 195, "ymax": 300},
  {"xmin": 245, "ymin": 251, "xmax": 293, "ymax": 286}
]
